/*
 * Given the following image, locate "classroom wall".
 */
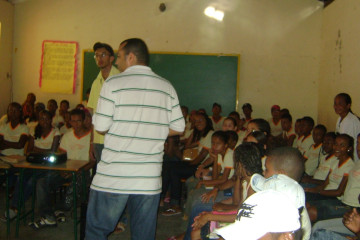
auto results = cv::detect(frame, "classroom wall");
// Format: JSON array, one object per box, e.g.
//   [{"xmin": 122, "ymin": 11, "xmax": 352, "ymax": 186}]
[
  {"xmin": 318, "ymin": 0, "xmax": 360, "ymax": 131},
  {"xmin": 0, "ymin": 0, "xmax": 14, "ymax": 116},
  {"xmin": 11, "ymin": 0, "xmax": 323, "ymax": 120}
]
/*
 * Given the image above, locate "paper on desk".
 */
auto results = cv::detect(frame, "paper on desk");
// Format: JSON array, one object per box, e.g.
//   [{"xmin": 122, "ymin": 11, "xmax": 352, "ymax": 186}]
[{"xmin": 0, "ymin": 155, "xmax": 26, "ymax": 164}]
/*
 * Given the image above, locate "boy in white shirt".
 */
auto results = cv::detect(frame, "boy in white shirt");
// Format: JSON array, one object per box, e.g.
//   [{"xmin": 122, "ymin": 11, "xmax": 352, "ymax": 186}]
[
  {"xmin": 304, "ymin": 125, "xmax": 327, "ymax": 176},
  {"xmin": 298, "ymin": 117, "xmax": 315, "ymax": 155}
]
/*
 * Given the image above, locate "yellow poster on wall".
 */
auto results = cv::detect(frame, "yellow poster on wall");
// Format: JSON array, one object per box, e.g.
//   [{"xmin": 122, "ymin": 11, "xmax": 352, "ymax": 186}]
[{"xmin": 40, "ymin": 40, "xmax": 78, "ymax": 94}]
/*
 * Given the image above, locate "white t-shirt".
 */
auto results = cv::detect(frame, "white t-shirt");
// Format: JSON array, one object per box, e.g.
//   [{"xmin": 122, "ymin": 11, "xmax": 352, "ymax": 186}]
[
  {"xmin": 298, "ymin": 134, "xmax": 314, "ymax": 155},
  {"xmin": 92, "ymin": 65, "xmax": 185, "ymax": 194},
  {"xmin": 30, "ymin": 127, "xmax": 60, "ymax": 150},
  {"xmin": 210, "ymin": 116, "xmax": 225, "ymax": 131},
  {"xmin": 336, "ymin": 112, "xmax": 360, "ymax": 162},
  {"xmin": 199, "ymin": 130, "xmax": 214, "ymax": 152},
  {"xmin": 325, "ymin": 158, "xmax": 354, "ymax": 190},
  {"xmin": 217, "ymin": 148, "xmax": 234, "ymax": 178},
  {"xmin": 0, "ymin": 122, "xmax": 29, "ymax": 156},
  {"xmin": 313, "ymin": 154, "xmax": 337, "ymax": 181},
  {"xmin": 268, "ymin": 118, "xmax": 282, "ymax": 137},
  {"xmin": 59, "ymin": 125, "xmax": 72, "ymax": 135},
  {"xmin": 59, "ymin": 129, "xmax": 91, "ymax": 161},
  {"xmin": 342, "ymin": 161, "xmax": 360, "ymax": 207},
  {"xmin": 304, "ymin": 144, "xmax": 325, "ymax": 176},
  {"xmin": 52, "ymin": 112, "xmax": 64, "ymax": 128}
]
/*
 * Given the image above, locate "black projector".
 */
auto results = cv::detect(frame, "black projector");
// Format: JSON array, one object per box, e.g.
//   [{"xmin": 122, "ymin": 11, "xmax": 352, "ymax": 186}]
[{"xmin": 26, "ymin": 152, "xmax": 67, "ymax": 165}]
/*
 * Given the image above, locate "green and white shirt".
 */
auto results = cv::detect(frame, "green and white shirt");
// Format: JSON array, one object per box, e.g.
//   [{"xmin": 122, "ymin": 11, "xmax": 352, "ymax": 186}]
[{"xmin": 91, "ymin": 65, "xmax": 185, "ymax": 194}]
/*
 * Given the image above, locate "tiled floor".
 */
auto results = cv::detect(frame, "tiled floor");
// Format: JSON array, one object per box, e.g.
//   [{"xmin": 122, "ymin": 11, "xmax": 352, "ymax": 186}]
[{"xmin": 0, "ymin": 188, "xmax": 185, "ymax": 240}]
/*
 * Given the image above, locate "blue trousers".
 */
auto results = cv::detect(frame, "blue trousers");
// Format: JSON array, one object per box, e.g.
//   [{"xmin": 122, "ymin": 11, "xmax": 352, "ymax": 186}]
[{"xmin": 85, "ymin": 189, "xmax": 160, "ymax": 240}]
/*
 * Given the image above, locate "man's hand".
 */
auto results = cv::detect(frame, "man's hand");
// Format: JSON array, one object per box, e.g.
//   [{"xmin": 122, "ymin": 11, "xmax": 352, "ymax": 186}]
[
  {"xmin": 192, "ymin": 212, "xmax": 210, "ymax": 230},
  {"xmin": 343, "ymin": 208, "xmax": 360, "ymax": 235}
]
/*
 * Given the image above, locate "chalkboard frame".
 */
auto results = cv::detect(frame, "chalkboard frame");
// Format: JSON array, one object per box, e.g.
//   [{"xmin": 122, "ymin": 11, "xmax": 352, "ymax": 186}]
[{"xmin": 81, "ymin": 50, "xmax": 240, "ymax": 115}]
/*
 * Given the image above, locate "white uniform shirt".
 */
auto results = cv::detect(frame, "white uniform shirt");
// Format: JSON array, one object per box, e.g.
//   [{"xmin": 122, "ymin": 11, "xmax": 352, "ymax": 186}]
[
  {"xmin": 342, "ymin": 161, "xmax": 360, "ymax": 207},
  {"xmin": 313, "ymin": 154, "xmax": 337, "ymax": 181},
  {"xmin": 298, "ymin": 134, "xmax": 314, "ymax": 155},
  {"xmin": 325, "ymin": 158, "xmax": 354, "ymax": 190},
  {"xmin": 0, "ymin": 122, "xmax": 29, "ymax": 156},
  {"xmin": 304, "ymin": 144, "xmax": 325, "ymax": 176},
  {"xmin": 30, "ymin": 127, "xmax": 60, "ymax": 150},
  {"xmin": 59, "ymin": 129, "xmax": 91, "ymax": 161}
]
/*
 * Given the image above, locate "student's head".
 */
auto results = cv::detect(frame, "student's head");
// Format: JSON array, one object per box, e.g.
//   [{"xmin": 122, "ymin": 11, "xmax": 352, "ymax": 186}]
[
  {"xmin": 312, "ymin": 124, "xmax": 327, "ymax": 145},
  {"xmin": 211, "ymin": 131, "xmax": 228, "ymax": 155},
  {"xmin": 47, "ymin": 99, "xmax": 58, "ymax": 115},
  {"xmin": 334, "ymin": 93, "xmax": 352, "ymax": 117},
  {"xmin": 222, "ymin": 117, "xmax": 237, "ymax": 131},
  {"xmin": 7, "ymin": 102, "xmax": 23, "ymax": 124},
  {"xmin": 271, "ymin": 105, "xmax": 281, "ymax": 119},
  {"xmin": 116, "ymin": 38, "xmax": 149, "ymax": 72},
  {"xmin": 280, "ymin": 108, "xmax": 290, "ymax": 118},
  {"xmin": 264, "ymin": 147, "xmax": 304, "ymax": 182},
  {"xmin": 323, "ymin": 132, "xmax": 337, "ymax": 155},
  {"xmin": 245, "ymin": 131, "xmax": 267, "ymax": 146},
  {"xmin": 70, "ymin": 109, "xmax": 85, "ymax": 132},
  {"xmin": 226, "ymin": 130, "xmax": 239, "ymax": 150},
  {"xmin": 229, "ymin": 111, "xmax": 244, "ymax": 129},
  {"xmin": 181, "ymin": 106, "xmax": 189, "ymax": 119},
  {"xmin": 26, "ymin": 93, "xmax": 36, "ymax": 104},
  {"xmin": 212, "ymin": 103, "xmax": 222, "ymax": 116},
  {"xmin": 242, "ymin": 103, "xmax": 252, "ymax": 118},
  {"xmin": 301, "ymin": 116, "xmax": 314, "ymax": 136},
  {"xmin": 294, "ymin": 119, "xmax": 302, "ymax": 136},
  {"xmin": 60, "ymin": 100, "xmax": 70, "ymax": 114},
  {"xmin": 192, "ymin": 112, "xmax": 213, "ymax": 142},
  {"xmin": 198, "ymin": 108, "xmax": 207, "ymax": 114},
  {"xmin": 233, "ymin": 142, "xmax": 263, "ymax": 178},
  {"xmin": 334, "ymin": 134, "xmax": 354, "ymax": 160},
  {"xmin": 216, "ymin": 190, "xmax": 301, "ymax": 240},
  {"xmin": 93, "ymin": 42, "xmax": 115, "ymax": 69},
  {"xmin": 245, "ymin": 118, "xmax": 271, "ymax": 139},
  {"xmin": 280, "ymin": 113, "xmax": 292, "ymax": 132}
]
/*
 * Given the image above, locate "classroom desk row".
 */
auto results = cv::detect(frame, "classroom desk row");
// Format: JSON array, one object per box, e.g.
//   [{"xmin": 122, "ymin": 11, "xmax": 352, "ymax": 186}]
[{"xmin": 0, "ymin": 156, "xmax": 94, "ymax": 240}]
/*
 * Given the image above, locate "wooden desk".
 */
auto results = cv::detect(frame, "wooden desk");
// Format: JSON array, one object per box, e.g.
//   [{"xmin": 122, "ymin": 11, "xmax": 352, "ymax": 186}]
[
  {"xmin": 0, "ymin": 161, "xmax": 12, "ymax": 239},
  {"xmin": 11, "ymin": 159, "xmax": 94, "ymax": 240}
]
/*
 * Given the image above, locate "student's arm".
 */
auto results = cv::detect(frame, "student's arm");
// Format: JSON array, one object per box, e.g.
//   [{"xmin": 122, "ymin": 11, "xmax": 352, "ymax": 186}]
[
  {"xmin": 184, "ymin": 133, "xmax": 197, "ymax": 149},
  {"xmin": 305, "ymin": 172, "xmax": 330, "ymax": 193},
  {"xmin": 169, "ymin": 128, "xmax": 183, "ymax": 137},
  {"xmin": 191, "ymin": 212, "xmax": 236, "ymax": 230},
  {"xmin": 287, "ymin": 135, "xmax": 296, "ymax": 146},
  {"xmin": 50, "ymin": 135, "xmax": 61, "ymax": 152},
  {"xmin": 201, "ymin": 176, "xmax": 236, "ymax": 203},
  {"xmin": 197, "ymin": 168, "xmax": 231, "ymax": 188},
  {"xmin": 2, "ymin": 134, "xmax": 28, "ymax": 149},
  {"xmin": 319, "ymin": 175, "xmax": 349, "ymax": 197},
  {"xmin": 188, "ymin": 148, "xmax": 208, "ymax": 166},
  {"xmin": 343, "ymin": 208, "xmax": 360, "ymax": 236},
  {"xmin": 26, "ymin": 136, "xmax": 35, "ymax": 153},
  {"xmin": 301, "ymin": 175, "xmax": 325, "ymax": 185}
]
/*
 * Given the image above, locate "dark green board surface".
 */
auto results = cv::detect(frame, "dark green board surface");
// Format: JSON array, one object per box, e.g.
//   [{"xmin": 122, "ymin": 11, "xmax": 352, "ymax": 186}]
[{"xmin": 82, "ymin": 51, "xmax": 240, "ymax": 115}]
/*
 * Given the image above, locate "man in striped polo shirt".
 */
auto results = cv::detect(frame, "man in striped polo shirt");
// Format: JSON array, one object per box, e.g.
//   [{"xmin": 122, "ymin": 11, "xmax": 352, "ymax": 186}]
[{"xmin": 85, "ymin": 38, "xmax": 185, "ymax": 240}]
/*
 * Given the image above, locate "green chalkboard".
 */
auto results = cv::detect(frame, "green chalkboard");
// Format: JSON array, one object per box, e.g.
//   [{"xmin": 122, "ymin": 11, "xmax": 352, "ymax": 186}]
[{"xmin": 82, "ymin": 51, "xmax": 240, "ymax": 115}]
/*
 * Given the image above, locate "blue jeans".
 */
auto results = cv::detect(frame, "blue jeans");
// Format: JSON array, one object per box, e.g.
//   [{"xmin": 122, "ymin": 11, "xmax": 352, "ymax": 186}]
[
  {"xmin": 85, "ymin": 189, "xmax": 160, "ymax": 240},
  {"xmin": 311, "ymin": 229, "xmax": 353, "ymax": 240}
]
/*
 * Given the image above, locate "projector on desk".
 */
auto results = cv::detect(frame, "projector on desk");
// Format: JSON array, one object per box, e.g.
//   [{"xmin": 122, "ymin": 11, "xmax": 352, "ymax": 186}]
[{"xmin": 26, "ymin": 152, "xmax": 67, "ymax": 165}]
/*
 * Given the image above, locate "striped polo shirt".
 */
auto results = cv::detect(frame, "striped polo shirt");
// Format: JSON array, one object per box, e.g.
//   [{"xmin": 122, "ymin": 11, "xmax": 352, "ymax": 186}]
[{"xmin": 91, "ymin": 65, "xmax": 185, "ymax": 194}]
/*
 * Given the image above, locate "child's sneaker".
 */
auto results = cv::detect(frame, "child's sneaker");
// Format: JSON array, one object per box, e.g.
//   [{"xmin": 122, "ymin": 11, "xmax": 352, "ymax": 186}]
[
  {"xmin": 54, "ymin": 210, "xmax": 66, "ymax": 223},
  {"xmin": 28, "ymin": 216, "xmax": 57, "ymax": 230},
  {"xmin": 161, "ymin": 206, "xmax": 182, "ymax": 216},
  {"xmin": 0, "ymin": 208, "xmax": 17, "ymax": 222}
]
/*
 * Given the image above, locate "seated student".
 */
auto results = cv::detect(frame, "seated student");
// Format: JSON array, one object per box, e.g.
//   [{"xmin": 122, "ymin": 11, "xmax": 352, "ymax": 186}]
[
  {"xmin": 29, "ymin": 109, "xmax": 92, "ymax": 229},
  {"xmin": 225, "ymin": 131, "xmax": 238, "ymax": 150},
  {"xmin": 228, "ymin": 112, "xmax": 246, "ymax": 144},
  {"xmin": 311, "ymin": 134, "xmax": 360, "ymax": 239},
  {"xmin": 0, "ymin": 102, "xmax": 29, "ymax": 156},
  {"xmin": 222, "ymin": 117, "xmax": 237, "ymax": 132},
  {"xmin": 241, "ymin": 103, "xmax": 253, "ymax": 129},
  {"xmin": 214, "ymin": 190, "xmax": 302, "ymax": 240},
  {"xmin": 268, "ymin": 105, "xmax": 282, "ymax": 137},
  {"xmin": 293, "ymin": 118, "xmax": 304, "ymax": 148},
  {"xmin": 47, "ymin": 99, "xmax": 64, "ymax": 129},
  {"xmin": 59, "ymin": 111, "xmax": 72, "ymax": 135},
  {"xmin": 59, "ymin": 100, "xmax": 69, "ymax": 120},
  {"xmin": 305, "ymin": 134, "xmax": 355, "ymax": 222},
  {"xmin": 303, "ymin": 124, "xmax": 327, "ymax": 177},
  {"xmin": 302, "ymin": 132, "xmax": 337, "ymax": 187},
  {"xmin": 298, "ymin": 116, "xmax": 315, "ymax": 155},
  {"xmin": 181, "ymin": 109, "xmax": 195, "ymax": 145},
  {"xmin": 162, "ymin": 112, "xmax": 214, "ymax": 216},
  {"xmin": 26, "ymin": 102, "xmax": 45, "ymax": 133},
  {"xmin": 161, "ymin": 136, "xmax": 182, "ymax": 206},
  {"xmin": 4, "ymin": 110, "xmax": 60, "ymax": 220},
  {"xmin": 280, "ymin": 113, "xmax": 296, "ymax": 146},
  {"xmin": 22, "ymin": 93, "xmax": 36, "ymax": 121},
  {"xmin": 183, "ymin": 131, "xmax": 234, "ymax": 218},
  {"xmin": 245, "ymin": 130, "xmax": 268, "ymax": 171},
  {"xmin": 249, "ymin": 146, "xmax": 311, "ymax": 240},
  {"xmin": 210, "ymin": 103, "xmax": 225, "ymax": 131},
  {"xmin": 189, "ymin": 142, "xmax": 263, "ymax": 240}
]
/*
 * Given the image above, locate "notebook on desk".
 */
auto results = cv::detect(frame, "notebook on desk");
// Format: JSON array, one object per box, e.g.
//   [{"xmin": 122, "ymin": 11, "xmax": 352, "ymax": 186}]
[{"xmin": 0, "ymin": 155, "xmax": 26, "ymax": 164}]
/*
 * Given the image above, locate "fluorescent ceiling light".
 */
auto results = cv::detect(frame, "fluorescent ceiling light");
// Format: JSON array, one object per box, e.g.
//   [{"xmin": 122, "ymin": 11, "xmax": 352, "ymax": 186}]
[{"xmin": 204, "ymin": 6, "xmax": 224, "ymax": 21}]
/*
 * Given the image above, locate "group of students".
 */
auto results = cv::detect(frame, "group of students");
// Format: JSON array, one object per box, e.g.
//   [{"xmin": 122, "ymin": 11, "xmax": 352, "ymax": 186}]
[
  {"xmin": 161, "ymin": 92, "xmax": 360, "ymax": 240},
  {"xmin": 0, "ymin": 93, "xmax": 92, "ymax": 229}
]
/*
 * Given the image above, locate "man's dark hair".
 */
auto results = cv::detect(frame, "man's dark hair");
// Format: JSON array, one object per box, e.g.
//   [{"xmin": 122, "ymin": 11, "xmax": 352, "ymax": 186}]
[
  {"xmin": 213, "ymin": 102, "xmax": 222, "ymax": 109},
  {"xmin": 93, "ymin": 42, "xmax": 115, "ymax": 56},
  {"xmin": 302, "ymin": 116, "xmax": 315, "ymax": 128},
  {"xmin": 228, "ymin": 111, "xmax": 240, "ymax": 120},
  {"xmin": 60, "ymin": 100, "xmax": 70, "ymax": 108},
  {"xmin": 120, "ymin": 38, "xmax": 150, "ymax": 66},
  {"xmin": 233, "ymin": 142, "xmax": 263, "ymax": 177},
  {"xmin": 70, "ymin": 108, "xmax": 85, "ymax": 121},
  {"xmin": 267, "ymin": 147, "xmax": 305, "ymax": 182},
  {"xmin": 314, "ymin": 124, "xmax": 327, "ymax": 134}
]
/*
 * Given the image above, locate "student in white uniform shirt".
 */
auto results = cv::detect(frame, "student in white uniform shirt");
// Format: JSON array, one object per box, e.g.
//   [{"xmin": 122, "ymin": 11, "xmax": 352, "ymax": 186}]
[
  {"xmin": 298, "ymin": 117, "xmax": 315, "ymax": 155},
  {"xmin": 268, "ymin": 105, "xmax": 282, "ymax": 137},
  {"xmin": 281, "ymin": 113, "xmax": 296, "ymax": 146},
  {"xmin": 242, "ymin": 103, "xmax": 253, "ymax": 129},
  {"xmin": 47, "ymin": 99, "xmax": 64, "ymax": 129},
  {"xmin": 334, "ymin": 93, "xmax": 360, "ymax": 162},
  {"xmin": 210, "ymin": 103, "xmax": 225, "ymax": 131},
  {"xmin": 304, "ymin": 125, "xmax": 327, "ymax": 177}
]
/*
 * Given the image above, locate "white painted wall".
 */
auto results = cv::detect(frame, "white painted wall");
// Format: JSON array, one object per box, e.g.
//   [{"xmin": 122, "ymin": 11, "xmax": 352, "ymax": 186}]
[
  {"xmin": 0, "ymin": 0, "xmax": 14, "ymax": 116},
  {"xmin": 318, "ymin": 0, "xmax": 360, "ymax": 131},
  {"xmin": 11, "ymin": 0, "xmax": 323, "ymax": 120}
]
